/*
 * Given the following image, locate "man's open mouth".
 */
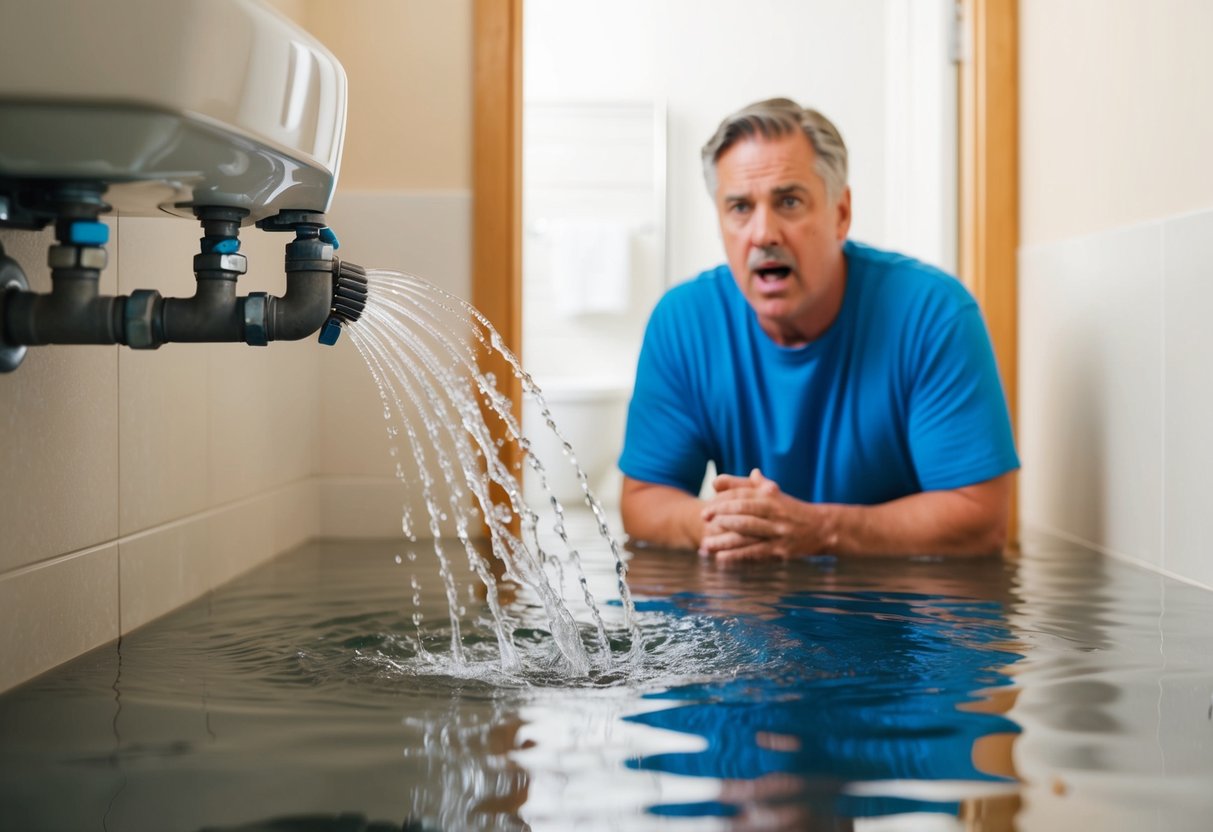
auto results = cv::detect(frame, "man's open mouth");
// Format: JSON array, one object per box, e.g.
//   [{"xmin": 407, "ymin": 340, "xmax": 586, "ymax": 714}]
[{"xmin": 755, "ymin": 266, "xmax": 792, "ymax": 282}]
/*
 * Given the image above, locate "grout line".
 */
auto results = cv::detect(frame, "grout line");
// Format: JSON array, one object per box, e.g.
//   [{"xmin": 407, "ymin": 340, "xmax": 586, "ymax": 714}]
[
  {"xmin": 2, "ymin": 476, "xmax": 433, "ymax": 585},
  {"xmin": 1024, "ymin": 523, "xmax": 1213, "ymax": 593},
  {"xmin": 113, "ymin": 211, "xmax": 123, "ymax": 638},
  {"xmin": 0, "ymin": 477, "xmax": 315, "ymax": 582},
  {"xmin": 0, "ymin": 540, "xmax": 121, "ymax": 582},
  {"xmin": 1159, "ymin": 222, "xmax": 1167, "ymax": 574},
  {"xmin": 1018, "ymin": 212, "xmax": 1175, "ymax": 259}
]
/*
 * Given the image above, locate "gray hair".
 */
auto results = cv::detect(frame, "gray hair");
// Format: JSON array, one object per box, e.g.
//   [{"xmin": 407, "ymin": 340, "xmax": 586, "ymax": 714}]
[{"xmin": 701, "ymin": 98, "xmax": 848, "ymax": 202}]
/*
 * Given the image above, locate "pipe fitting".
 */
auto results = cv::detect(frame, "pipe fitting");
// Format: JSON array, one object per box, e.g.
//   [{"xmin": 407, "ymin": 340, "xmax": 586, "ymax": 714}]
[
  {"xmin": 192, "ymin": 252, "xmax": 248, "ymax": 276},
  {"xmin": 124, "ymin": 289, "xmax": 161, "ymax": 349},
  {"xmin": 48, "ymin": 244, "xmax": 107, "ymax": 271},
  {"xmin": 244, "ymin": 293, "xmax": 269, "ymax": 346},
  {"xmin": 0, "ymin": 203, "xmax": 370, "ymax": 370},
  {"xmin": 0, "ymin": 245, "xmax": 30, "ymax": 372}
]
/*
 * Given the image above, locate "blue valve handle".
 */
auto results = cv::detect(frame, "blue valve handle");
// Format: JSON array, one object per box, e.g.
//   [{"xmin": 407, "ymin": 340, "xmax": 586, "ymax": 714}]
[
  {"xmin": 67, "ymin": 221, "xmax": 109, "ymax": 246},
  {"xmin": 317, "ymin": 317, "xmax": 343, "ymax": 345}
]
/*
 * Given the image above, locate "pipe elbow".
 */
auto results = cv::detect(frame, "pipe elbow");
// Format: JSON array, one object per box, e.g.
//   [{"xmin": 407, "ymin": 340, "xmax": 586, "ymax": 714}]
[{"xmin": 267, "ymin": 268, "xmax": 333, "ymax": 341}]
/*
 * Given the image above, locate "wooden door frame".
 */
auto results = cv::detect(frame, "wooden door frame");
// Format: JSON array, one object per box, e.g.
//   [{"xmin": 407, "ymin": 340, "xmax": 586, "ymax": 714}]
[
  {"xmin": 472, "ymin": 0, "xmax": 523, "ymax": 474},
  {"xmin": 959, "ymin": 0, "xmax": 1019, "ymax": 544},
  {"xmin": 472, "ymin": 0, "xmax": 1020, "ymax": 541}
]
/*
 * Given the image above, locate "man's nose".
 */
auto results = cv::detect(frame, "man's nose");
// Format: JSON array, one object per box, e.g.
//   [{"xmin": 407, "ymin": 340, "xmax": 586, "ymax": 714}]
[{"xmin": 749, "ymin": 204, "xmax": 780, "ymax": 247}]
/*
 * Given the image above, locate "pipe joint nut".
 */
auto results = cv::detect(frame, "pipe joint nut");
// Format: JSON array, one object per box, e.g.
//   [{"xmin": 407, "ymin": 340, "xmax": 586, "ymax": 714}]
[
  {"xmin": 284, "ymin": 238, "xmax": 333, "ymax": 266},
  {"xmin": 284, "ymin": 259, "xmax": 333, "ymax": 273},
  {"xmin": 244, "ymin": 292, "xmax": 269, "ymax": 346},
  {"xmin": 124, "ymin": 289, "xmax": 162, "ymax": 349},
  {"xmin": 193, "ymin": 252, "xmax": 247, "ymax": 275},
  {"xmin": 48, "ymin": 245, "xmax": 107, "ymax": 271}
]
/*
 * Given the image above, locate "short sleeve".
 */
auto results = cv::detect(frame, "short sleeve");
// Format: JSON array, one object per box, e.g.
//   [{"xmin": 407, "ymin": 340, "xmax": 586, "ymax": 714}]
[
  {"xmin": 907, "ymin": 302, "xmax": 1020, "ymax": 490},
  {"xmin": 618, "ymin": 295, "xmax": 711, "ymax": 495}
]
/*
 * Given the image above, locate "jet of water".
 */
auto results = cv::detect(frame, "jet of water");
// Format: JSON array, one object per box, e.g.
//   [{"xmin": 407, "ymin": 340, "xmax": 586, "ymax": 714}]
[{"xmin": 345, "ymin": 269, "xmax": 641, "ymax": 679}]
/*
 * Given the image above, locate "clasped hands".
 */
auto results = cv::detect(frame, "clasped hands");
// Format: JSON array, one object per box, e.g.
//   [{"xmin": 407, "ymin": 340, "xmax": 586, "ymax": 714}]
[{"xmin": 699, "ymin": 468, "xmax": 837, "ymax": 561}]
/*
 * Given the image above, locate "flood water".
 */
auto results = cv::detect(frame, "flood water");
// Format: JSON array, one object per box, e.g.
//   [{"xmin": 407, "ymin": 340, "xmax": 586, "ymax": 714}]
[{"xmin": 2, "ymin": 511, "xmax": 1212, "ymax": 831}]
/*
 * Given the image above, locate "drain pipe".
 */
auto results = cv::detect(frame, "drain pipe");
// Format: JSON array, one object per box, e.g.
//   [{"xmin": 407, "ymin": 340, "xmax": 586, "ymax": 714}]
[
  {"xmin": 0, "ymin": 184, "xmax": 122, "ymax": 348},
  {"xmin": 0, "ymin": 197, "xmax": 368, "ymax": 371}
]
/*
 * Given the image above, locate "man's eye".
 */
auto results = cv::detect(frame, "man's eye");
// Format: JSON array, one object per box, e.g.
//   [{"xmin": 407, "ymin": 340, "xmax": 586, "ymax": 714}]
[
  {"xmin": 729, "ymin": 203, "xmax": 751, "ymax": 215},
  {"xmin": 781, "ymin": 196, "xmax": 802, "ymax": 209}
]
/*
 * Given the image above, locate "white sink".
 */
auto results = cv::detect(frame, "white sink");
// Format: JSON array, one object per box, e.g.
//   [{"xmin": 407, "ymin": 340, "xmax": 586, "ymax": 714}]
[{"xmin": 0, "ymin": 0, "xmax": 347, "ymax": 223}]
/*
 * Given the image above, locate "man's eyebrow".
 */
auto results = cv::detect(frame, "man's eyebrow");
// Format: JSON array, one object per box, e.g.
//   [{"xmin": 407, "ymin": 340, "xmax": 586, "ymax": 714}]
[{"xmin": 772, "ymin": 184, "xmax": 810, "ymax": 196}]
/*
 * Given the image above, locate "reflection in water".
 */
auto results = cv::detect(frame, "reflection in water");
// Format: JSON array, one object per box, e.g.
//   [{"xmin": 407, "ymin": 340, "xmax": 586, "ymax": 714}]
[{"xmin": 623, "ymin": 551, "xmax": 1024, "ymax": 826}]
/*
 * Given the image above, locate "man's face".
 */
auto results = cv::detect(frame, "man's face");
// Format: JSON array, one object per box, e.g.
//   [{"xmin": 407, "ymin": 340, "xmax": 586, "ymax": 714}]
[{"xmin": 713, "ymin": 132, "xmax": 851, "ymax": 346}]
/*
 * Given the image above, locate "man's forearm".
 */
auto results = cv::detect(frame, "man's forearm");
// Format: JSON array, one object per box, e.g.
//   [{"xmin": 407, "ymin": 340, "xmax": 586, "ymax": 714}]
[
  {"xmin": 702, "ymin": 471, "xmax": 1014, "ymax": 559},
  {"xmin": 819, "ymin": 483, "xmax": 1010, "ymax": 557},
  {"xmin": 620, "ymin": 477, "xmax": 705, "ymax": 551}
]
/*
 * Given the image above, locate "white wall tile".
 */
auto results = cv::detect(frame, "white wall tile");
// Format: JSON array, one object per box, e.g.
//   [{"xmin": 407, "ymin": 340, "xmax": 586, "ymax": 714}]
[
  {"xmin": 1019, "ymin": 223, "xmax": 1165, "ymax": 568},
  {"xmin": 318, "ymin": 191, "xmax": 472, "ymax": 480},
  {"xmin": 0, "ymin": 225, "xmax": 120, "ymax": 573},
  {"xmin": 1019, "ymin": 238, "xmax": 1099, "ymax": 539},
  {"xmin": 207, "ymin": 492, "xmax": 276, "ymax": 591},
  {"xmin": 323, "ymin": 191, "xmax": 471, "ymax": 299},
  {"xmin": 206, "ymin": 225, "xmax": 320, "ymax": 505},
  {"xmin": 268, "ymin": 478, "xmax": 321, "ymax": 556},
  {"xmin": 1079, "ymin": 223, "xmax": 1165, "ymax": 567},
  {"xmin": 117, "ymin": 216, "xmax": 211, "ymax": 534},
  {"xmin": 119, "ymin": 515, "xmax": 211, "ymax": 633},
  {"xmin": 1163, "ymin": 210, "xmax": 1213, "ymax": 588},
  {"xmin": 317, "ymin": 477, "xmax": 466, "ymax": 539},
  {"xmin": 0, "ymin": 545, "xmax": 119, "ymax": 692}
]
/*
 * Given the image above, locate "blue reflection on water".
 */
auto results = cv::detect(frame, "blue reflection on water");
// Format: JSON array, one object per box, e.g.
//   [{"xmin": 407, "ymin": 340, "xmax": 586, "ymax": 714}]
[{"xmin": 626, "ymin": 589, "xmax": 1024, "ymax": 819}]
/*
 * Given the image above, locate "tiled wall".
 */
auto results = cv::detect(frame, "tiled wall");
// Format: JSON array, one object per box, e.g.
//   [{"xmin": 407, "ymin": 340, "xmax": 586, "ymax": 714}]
[
  {"xmin": 1019, "ymin": 207, "xmax": 1213, "ymax": 590},
  {"xmin": 0, "ymin": 191, "xmax": 470, "ymax": 693},
  {"xmin": 317, "ymin": 191, "xmax": 472, "ymax": 539},
  {"xmin": 0, "ymin": 216, "xmax": 321, "ymax": 693},
  {"xmin": 1019, "ymin": 0, "xmax": 1213, "ymax": 591}
]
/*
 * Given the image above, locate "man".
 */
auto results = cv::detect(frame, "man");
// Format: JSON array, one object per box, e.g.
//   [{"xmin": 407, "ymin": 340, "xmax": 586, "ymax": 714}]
[{"xmin": 618, "ymin": 98, "xmax": 1019, "ymax": 560}]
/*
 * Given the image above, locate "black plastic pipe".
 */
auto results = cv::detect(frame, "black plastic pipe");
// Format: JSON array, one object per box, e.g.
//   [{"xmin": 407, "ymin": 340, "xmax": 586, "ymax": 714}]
[
  {"xmin": 0, "ymin": 208, "xmax": 368, "ymax": 373},
  {"xmin": 1, "ymin": 271, "xmax": 123, "ymax": 345}
]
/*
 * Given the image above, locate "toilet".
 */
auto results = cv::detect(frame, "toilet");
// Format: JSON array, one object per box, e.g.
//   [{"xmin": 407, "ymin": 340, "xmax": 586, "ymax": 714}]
[{"xmin": 521, "ymin": 379, "xmax": 630, "ymax": 508}]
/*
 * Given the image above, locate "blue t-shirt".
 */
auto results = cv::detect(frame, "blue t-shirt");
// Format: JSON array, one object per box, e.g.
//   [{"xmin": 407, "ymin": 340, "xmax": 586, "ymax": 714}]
[{"xmin": 618, "ymin": 241, "xmax": 1019, "ymax": 503}]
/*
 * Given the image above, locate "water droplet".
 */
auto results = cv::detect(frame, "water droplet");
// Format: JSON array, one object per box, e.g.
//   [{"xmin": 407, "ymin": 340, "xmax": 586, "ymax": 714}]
[
  {"xmin": 383, "ymin": 405, "xmax": 391, "ymax": 420},
  {"xmin": 394, "ymin": 554, "xmax": 402, "ymax": 564}
]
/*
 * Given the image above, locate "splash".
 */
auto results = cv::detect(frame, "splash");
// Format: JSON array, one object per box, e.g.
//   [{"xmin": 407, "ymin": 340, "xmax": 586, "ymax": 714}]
[{"xmin": 345, "ymin": 269, "xmax": 640, "ymax": 679}]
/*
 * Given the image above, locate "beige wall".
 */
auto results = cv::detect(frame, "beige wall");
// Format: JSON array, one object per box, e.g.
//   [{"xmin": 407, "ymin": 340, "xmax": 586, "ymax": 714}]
[
  {"xmin": 295, "ymin": 0, "xmax": 472, "ymax": 191},
  {"xmin": 1019, "ymin": 0, "xmax": 1213, "ymax": 590},
  {"xmin": 0, "ymin": 0, "xmax": 473, "ymax": 692},
  {"xmin": 1021, "ymin": 0, "xmax": 1213, "ymax": 246}
]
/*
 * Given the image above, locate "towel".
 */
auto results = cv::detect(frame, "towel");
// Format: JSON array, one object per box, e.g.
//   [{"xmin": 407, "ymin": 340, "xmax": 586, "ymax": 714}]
[{"xmin": 547, "ymin": 219, "xmax": 632, "ymax": 316}]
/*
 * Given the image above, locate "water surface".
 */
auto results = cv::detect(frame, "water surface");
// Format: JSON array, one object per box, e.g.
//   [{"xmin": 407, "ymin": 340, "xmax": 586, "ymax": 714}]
[{"xmin": 1, "ymin": 514, "xmax": 1212, "ymax": 831}]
